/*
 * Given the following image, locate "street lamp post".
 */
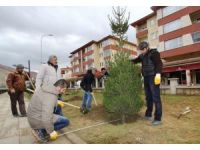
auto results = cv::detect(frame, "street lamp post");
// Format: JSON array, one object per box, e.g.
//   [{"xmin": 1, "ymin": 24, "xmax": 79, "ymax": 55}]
[{"xmin": 40, "ymin": 34, "xmax": 54, "ymax": 64}]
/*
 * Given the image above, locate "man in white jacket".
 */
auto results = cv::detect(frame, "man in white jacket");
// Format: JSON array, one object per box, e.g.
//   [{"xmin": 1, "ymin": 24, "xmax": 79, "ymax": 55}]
[
  {"xmin": 36, "ymin": 55, "xmax": 64, "ymax": 115},
  {"xmin": 36, "ymin": 55, "xmax": 62, "ymax": 89}
]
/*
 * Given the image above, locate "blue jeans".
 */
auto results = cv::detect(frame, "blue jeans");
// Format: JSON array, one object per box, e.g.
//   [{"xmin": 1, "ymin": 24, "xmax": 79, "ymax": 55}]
[
  {"xmin": 81, "ymin": 91, "xmax": 92, "ymax": 110},
  {"xmin": 54, "ymin": 105, "xmax": 63, "ymax": 116},
  {"xmin": 40, "ymin": 116, "xmax": 69, "ymax": 136},
  {"xmin": 54, "ymin": 116, "xmax": 70, "ymax": 131},
  {"xmin": 144, "ymin": 75, "xmax": 162, "ymax": 121}
]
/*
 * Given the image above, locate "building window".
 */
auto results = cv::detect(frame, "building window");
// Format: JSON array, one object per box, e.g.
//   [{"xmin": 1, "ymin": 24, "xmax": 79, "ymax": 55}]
[
  {"xmin": 102, "ymin": 40, "xmax": 110, "ymax": 47},
  {"xmin": 74, "ymin": 53, "xmax": 78, "ymax": 57},
  {"xmin": 163, "ymin": 19, "xmax": 182, "ymax": 33},
  {"xmin": 165, "ymin": 37, "xmax": 182, "ymax": 50},
  {"xmin": 85, "ymin": 54, "xmax": 93, "ymax": 61},
  {"xmin": 100, "ymin": 62, "xmax": 104, "ymax": 67},
  {"xmin": 103, "ymin": 50, "xmax": 111, "ymax": 57},
  {"xmin": 150, "ymin": 31, "xmax": 158, "ymax": 40},
  {"xmin": 75, "ymin": 67, "xmax": 79, "ymax": 73},
  {"xmin": 163, "ymin": 6, "xmax": 182, "ymax": 17},
  {"xmin": 99, "ymin": 52, "xmax": 103, "ymax": 57},
  {"xmin": 105, "ymin": 61, "xmax": 109, "ymax": 67},
  {"xmin": 149, "ymin": 19, "xmax": 155, "ymax": 27},
  {"xmin": 86, "ymin": 64, "xmax": 93, "ymax": 70},
  {"xmin": 85, "ymin": 45, "xmax": 92, "ymax": 52},
  {"xmin": 192, "ymin": 31, "xmax": 200, "ymax": 43},
  {"xmin": 98, "ymin": 43, "xmax": 102, "ymax": 48}
]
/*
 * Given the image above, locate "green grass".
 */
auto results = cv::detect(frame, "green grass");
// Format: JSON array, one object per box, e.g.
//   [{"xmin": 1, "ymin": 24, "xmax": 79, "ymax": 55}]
[
  {"xmin": 62, "ymin": 90, "xmax": 200, "ymax": 144},
  {"xmin": 24, "ymin": 90, "xmax": 200, "ymax": 143}
]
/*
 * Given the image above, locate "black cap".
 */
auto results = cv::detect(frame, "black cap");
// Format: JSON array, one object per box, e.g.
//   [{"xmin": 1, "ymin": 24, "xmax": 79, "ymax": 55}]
[
  {"xmin": 138, "ymin": 41, "xmax": 149, "ymax": 50},
  {"xmin": 16, "ymin": 64, "xmax": 24, "ymax": 69}
]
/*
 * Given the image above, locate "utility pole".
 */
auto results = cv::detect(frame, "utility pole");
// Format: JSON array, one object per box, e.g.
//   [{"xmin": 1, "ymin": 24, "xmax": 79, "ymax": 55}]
[{"xmin": 28, "ymin": 60, "xmax": 31, "ymax": 78}]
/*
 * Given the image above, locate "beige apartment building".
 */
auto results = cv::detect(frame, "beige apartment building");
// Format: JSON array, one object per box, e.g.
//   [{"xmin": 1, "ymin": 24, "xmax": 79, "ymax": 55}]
[
  {"xmin": 131, "ymin": 6, "xmax": 200, "ymax": 86},
  {"xmin": 61, "ymin": 67, "xmax": 72, "ymax": 79},
  {"xmin": 69, "ymin": 35, "xmax": 137, "ymax": 77}
]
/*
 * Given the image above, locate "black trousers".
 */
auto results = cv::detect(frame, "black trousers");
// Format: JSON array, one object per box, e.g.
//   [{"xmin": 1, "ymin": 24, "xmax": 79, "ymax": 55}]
[
  {"xmin": 144, "ymin": 75, "xmax": 162, "ymax": 121},
  {"xmin": 8, "ymin": 91, "xmax": 26, "ymax": 116}
]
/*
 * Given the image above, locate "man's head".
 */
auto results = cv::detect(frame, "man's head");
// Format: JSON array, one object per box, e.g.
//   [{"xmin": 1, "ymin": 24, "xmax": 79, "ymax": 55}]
[
  {"xmin": 48, "ymin": 55, "xmax": 58, "ymax": 66},
  {"xmin": 138, "ymin": 41, "xmax": 149, "ymax": 55},
  {"xmin": 101, "ymin": 67, "xmax": 107, "ymax": 74},
  {"xmin": 16, "ymin": 64, "xmax": 24, "ymax": 74},
  {"xmin": 54, "ymin": 79, "xmax": 69, "ymax": 94},
  {"xmin": 87, "ymin": 67, "xmax": 96, "ymax": 75}
]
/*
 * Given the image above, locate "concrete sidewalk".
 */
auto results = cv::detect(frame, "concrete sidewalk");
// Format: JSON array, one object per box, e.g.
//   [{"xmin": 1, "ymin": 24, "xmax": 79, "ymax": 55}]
[{"xmin": 0, "ymin": 93, "xmax": 85, "ymax": 144}]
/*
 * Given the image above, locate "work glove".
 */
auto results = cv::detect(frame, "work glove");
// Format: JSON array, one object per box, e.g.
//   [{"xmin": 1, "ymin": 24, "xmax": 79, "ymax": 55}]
[
  {"xmin": 50, "ymin": 131, "xmax": 58, "ymax": 141},
  {"xmin": 154, "ymin": 73, "xmax": 161, "ymax": 85},
  {"xmin": 57, "ymin": 100, "xmax": 65, "ymax": 108},
  {"xmin": 10, "ymin": 88, "xmax": 15, "ymax": 94}
]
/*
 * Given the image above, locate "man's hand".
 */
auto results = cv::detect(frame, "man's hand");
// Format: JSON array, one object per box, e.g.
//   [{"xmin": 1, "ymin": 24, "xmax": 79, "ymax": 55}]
[
  {"xmin": 10, "ymin": 88, "xmax": 15, "ymax": 94},
  {"xmin": 50, "ymin": 131, "xmax": 58, "ymax": 141},
  {"xmin": 57, "ymin": 100, "xmax": 65, "ymax": 108},
  {"xmin": 154, "ymin": 74, "xmax": 161, "ymax": 85}
]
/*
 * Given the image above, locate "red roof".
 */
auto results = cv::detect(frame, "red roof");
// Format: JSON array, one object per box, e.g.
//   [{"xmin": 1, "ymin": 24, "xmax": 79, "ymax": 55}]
[
  {"xmin": 130, "ymin": 12, "xmax": 156, "ymax": 27},
  {"xmin": 151, "ymin": 6, "xmax": 165, "ymax": 11},
  {"xmin": 70, "ymin": 40, "xmax": 97, "ymax": 54}
]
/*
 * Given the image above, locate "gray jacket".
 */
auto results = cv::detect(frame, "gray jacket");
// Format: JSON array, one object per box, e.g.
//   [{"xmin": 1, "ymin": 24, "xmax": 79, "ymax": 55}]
[
  {"xmin": 27, "ymin": 85, "xmax": 60, "ymax": 134},
  {"xmin": 36, "ymin": 64, "xmax": 62, "ymax": 89}
]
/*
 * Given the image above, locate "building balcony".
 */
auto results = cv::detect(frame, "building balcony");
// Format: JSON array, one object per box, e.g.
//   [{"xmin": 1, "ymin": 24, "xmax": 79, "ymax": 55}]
[
  {"xmin": 82, "ymin": 50, "xmax": 94, "ymax": 57},
  {"xmin": 103, "ymin": 45, "xmax": 136, "ymax": 55},
  {"xmin": 104, "ymin": 56, "xmax": 111, "ymax": 60},
  {"xmin": 136, "ymin": 28, "xmax": 148, "ymax": 39},
  {"xmin": 83, "ymin": 59, "xmax": 94, "ymax": 66},
  {"xmin": 189, "ymin": 9, "xmax": 200, "ymax": 24},
  {"xmin": 73, "ymin": 55, "xmax": 81, "ymax": 61},
  {"xmin": 72, "ymin": 71, "xmax": 85, "ymax": 77},
  {"xmin": 160, "ymin": 43, "xmax": 200, "ymax": 59},
  {"xmin": 159, "ymin": 22, "xmax": 200, "ymax": 42},
  {"xmin": 71, "ymin": 64, "xmax": 81, "ymax": 69}
]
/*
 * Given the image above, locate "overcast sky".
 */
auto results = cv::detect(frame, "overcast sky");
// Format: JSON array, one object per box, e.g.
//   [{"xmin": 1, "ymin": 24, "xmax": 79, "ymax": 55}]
[{"xmin": 0, "ymin": 6, "xmax": 152, "ymax": 72}]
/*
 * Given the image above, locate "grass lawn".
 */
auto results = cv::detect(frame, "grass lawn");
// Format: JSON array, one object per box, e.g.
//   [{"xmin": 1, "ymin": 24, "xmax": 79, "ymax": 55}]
[{"xmin": 62, "ymin": 90, "xmax": 200, "ymax": 144}]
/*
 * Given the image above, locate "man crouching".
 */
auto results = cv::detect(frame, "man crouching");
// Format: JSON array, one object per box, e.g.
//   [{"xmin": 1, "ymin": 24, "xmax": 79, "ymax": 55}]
[{"xmin": 27, "ymin": 79, "xmax": 69, "ymax": 143}]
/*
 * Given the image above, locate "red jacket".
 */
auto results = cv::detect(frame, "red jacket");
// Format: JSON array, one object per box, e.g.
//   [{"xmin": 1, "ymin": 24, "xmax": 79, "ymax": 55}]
[{"xmin": 6, "ymin": 71, "xmax": 28, "ymax": 92}]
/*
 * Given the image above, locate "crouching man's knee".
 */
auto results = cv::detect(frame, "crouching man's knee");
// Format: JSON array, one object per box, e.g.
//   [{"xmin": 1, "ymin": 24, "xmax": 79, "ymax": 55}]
[{"xmin": 54, "ymin": 116, "xmax": 70, "ymax": 131}]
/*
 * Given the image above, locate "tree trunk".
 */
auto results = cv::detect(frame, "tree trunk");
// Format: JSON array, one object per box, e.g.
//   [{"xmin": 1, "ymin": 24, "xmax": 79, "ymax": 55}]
[{"xmin": 121, "ymin": 114, "xmax": 126, "ymax": 124}]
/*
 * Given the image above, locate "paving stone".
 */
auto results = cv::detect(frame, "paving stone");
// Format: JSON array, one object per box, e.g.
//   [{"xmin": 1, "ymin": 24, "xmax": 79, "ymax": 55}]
[
  {"xmin": 60, "ymin": 128, "xmax": 86, "ymax": 144},
  {"xmin": 0, "ymin": 136, "xmax": 19, "ymax": 144},
  {"xmin": 19, "ymin": 135, "xmax": 35, "ymax": 144},
  {"xmin": 19, "ymin": 117, "xmax": 30, "ymax": 129}
]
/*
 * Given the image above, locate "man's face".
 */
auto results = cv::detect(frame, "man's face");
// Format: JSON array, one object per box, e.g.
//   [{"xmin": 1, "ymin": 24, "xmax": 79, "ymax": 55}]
[
  {"xmin": 101, "ymin": 69, "xmax": 106, "ymax": 74},
  {"xmin": 56, "ymin": 86, "xmax": 66, "ymax": 94},
  {"xmin": 50, "ymin": 57, "xmax": 58, "ymax": 66},
  {"xmin": 92, "ymin": 69, "xmax": 96, "ymax": 75},
  {"xmin": 139, "ymin": 48, "xmax": 148, "ymax": 55},
  {"xmin": 17, "ymin": 68, "xmax": 23, "ymax": 74}
]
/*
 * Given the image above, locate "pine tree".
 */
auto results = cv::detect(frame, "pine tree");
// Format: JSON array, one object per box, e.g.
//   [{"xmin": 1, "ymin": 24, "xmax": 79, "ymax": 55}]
[{"xmin": 103, "ymin": 7, "xmax": 143, "ymax": 123}]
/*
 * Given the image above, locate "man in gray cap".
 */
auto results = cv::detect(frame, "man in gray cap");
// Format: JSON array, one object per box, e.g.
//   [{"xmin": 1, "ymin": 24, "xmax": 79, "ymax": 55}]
[{"xmin": 6, "ymin": 64, "xmax": 29, "ymax": 117}]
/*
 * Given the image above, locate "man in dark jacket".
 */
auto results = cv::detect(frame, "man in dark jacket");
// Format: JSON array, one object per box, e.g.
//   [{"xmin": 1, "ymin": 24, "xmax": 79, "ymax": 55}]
[
  {"xmin": 6, "ymin": 64, "xmax": 29, "ymax": 117},
  {"xmin": 131, "ymin": 41, "xmax": 163, "ymax": 126},
  {"xmin": 80, "ymin": 68, "xmax": 95, "ymax": 114}
]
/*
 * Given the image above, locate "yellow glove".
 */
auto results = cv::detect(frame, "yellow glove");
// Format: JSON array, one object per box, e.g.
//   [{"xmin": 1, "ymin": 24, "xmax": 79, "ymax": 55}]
[
  {"xmin": 154, "ymin": 74, "xmax": 161, "ymax": 85},
  {"xmin": 50, "ymin": 131, "xmax": 58, "ymax": 141},
  {"xmin": 57, "ymin": 100, "xmax": 65, "ymax": 108}
]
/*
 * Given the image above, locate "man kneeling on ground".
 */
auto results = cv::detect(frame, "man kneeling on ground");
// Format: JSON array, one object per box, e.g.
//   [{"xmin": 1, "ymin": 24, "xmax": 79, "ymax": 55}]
[{"xmin": 27, "ymin": 79, "xmax": 69, "ymax": 143}]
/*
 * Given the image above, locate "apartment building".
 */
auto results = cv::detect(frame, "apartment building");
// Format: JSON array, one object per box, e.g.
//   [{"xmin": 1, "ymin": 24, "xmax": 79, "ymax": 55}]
[
  {"xmin": 131, "ymin": 6, "xmax": 200, "ymax": 86},
  {"xmin": 69, "ymin": 35, "xmax": 137, "ymax": 77},
  {"xmin": 61, "ymin": 67, "xmax": 72, "ymax": 79}
]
